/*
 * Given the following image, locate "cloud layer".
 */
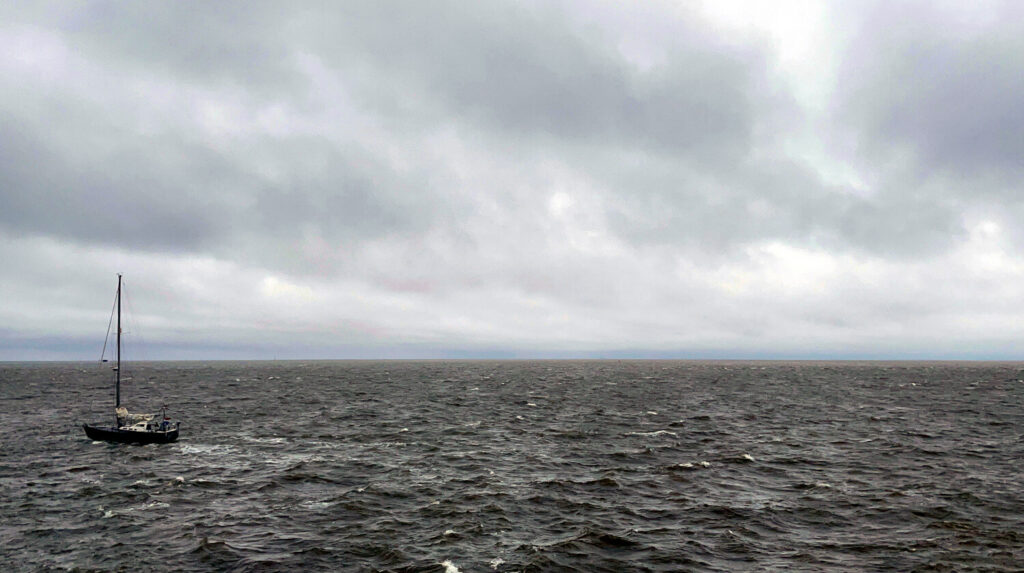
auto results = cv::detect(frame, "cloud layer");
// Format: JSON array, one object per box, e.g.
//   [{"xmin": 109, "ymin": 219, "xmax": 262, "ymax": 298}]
[{"xmin": 2, "ymin": 1, "xmax": 1023, "ymax": 359}]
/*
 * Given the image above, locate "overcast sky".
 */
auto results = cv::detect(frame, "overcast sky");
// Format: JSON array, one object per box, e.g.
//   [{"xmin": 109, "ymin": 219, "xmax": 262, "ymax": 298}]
[{"xmin": 3, "ymin": 0, "xmax": 1024, "ymax": 360}]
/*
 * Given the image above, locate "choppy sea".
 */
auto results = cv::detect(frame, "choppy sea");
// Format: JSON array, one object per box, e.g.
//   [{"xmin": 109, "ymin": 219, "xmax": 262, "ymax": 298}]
[{"xmin": 2, "ymin": 360, "xmax": 1023, "ymax": 571}]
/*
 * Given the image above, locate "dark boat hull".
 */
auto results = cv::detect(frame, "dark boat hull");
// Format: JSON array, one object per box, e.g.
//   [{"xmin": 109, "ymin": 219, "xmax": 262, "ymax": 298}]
[{"xmin": 82, "ymin": 423, "xmax": 180, "ymax": 444}]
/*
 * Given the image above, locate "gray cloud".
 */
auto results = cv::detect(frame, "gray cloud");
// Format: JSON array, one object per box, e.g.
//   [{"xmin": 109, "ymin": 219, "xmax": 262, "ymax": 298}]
[
  {"xmin": 819, "ymin": 2, "xmax": 1024, "ymax": 256},
  {"xmin": 58, "ymin": 1, "xmax": 299, "ymax": 95},
  {"xmin": 0, "ymin": 118, "xmax": 222, "ymax": 250},
  {"xmin": 4, "ymin": 1, "xmax": 778, "ymax": 263},
  {"xmin": 838, "ymin": 1, "xmax": 1024, "ymax": 180},
  {"xmin": 7, "ymin": 1, "xmax": 1016, "ymax": 263},
  {"xmin": 2, "ymin": 1, "xmax": 1024, "ymax": 359},
  {"xmin": 311, "ymin": 2, "xmax": 766, "ymax": 156}
]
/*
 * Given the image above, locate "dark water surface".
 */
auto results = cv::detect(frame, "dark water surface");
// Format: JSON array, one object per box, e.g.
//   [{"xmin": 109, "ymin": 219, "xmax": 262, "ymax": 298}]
[{"xmin": 2, "ymin": 360, "xmax": 1023, "ymax": 571}]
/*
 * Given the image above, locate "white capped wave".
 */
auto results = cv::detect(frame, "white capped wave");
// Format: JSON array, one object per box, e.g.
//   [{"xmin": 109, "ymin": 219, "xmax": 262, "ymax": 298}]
[{"xmin": 669, "ymin": 461, "xmax": 711, "ymax": 470}]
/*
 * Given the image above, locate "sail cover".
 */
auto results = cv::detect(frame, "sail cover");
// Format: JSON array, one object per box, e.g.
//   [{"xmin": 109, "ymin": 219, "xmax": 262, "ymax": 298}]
[{"xmin": 116, "ymin": 407, "xmax": 155, "ymax": 426}]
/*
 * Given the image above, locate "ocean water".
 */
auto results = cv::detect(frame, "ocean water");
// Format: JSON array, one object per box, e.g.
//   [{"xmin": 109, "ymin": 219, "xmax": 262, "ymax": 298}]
[{"xmin": 1, "ymin": 360, "xmax": 1023, "ymax": 572}]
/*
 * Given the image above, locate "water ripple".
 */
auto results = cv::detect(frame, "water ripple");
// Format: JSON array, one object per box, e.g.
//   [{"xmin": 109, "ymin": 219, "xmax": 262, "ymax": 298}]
[{"xmin": 2, "ymin": 360, "xmax": 1024, "ymax": 571}]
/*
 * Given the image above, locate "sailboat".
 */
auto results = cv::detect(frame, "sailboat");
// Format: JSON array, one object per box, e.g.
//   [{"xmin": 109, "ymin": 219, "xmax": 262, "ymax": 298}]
[{"xmin": 83, "ymin": 274, "xmax": 181, "ymax": 444}]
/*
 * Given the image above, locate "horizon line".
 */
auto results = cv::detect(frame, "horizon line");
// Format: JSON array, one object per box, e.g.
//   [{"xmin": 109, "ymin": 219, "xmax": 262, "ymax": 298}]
[{"xmin": 4, "ymin": 356, "xmax": 1024, "ymax": 363}]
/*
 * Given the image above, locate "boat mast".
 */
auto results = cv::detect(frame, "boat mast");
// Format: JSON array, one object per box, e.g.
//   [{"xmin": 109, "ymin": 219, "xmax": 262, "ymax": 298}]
[{"xmin": 115, "ymin": 274, "xmax": 121, "ymax": 414}]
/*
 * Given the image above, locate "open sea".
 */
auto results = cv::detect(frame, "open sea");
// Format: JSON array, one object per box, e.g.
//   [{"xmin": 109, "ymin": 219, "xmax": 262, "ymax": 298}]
[{"xmin": 2, "ymin": 360, "xmax": 1023, "ymax": 572}]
